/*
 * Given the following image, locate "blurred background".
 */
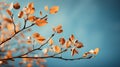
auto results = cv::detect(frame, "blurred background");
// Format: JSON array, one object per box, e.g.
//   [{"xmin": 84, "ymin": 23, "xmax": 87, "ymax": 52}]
[{"xmin": 1, "ymin": 0, "xmax": 120, "ymax": 67}]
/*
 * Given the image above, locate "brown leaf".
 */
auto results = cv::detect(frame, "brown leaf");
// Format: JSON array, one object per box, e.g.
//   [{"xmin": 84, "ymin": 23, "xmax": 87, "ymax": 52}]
[
  {"xmin": 29, "ymin": 8, "xmax": 35, "ymax": 14},
  {"xmin": 28, "ymin": 16, "xmax": 36, "ymax": 22},
  {"xmin": 44, "ymin": 6, "xmax": 48, "ymax": 11},
  {"xmin": 7, "ymin": 23, "xmax": 14, "ymax": 31},
  {"xmin": 69, "ymin": 34, "xmax": 75, "ymax": 42},
  {"xmin": 18, "ymin": 11, "xmax": 24, "ymax": 18},
  {"xmin": 49, "ymin": 39, "xmax": 54, "ymax": 46},
  {"xmin": 6, "ymin": 9, "xmax": 12, "ymax": 16},
  {"xmin": 59, "ymin": 37, "xmax": 65, "ymax": 45},
  {"xmin": 71, "ymin": 48, "xmax": 78, "ymax": 56},
  {"xmin": 26, "ymin": 39, "xmax": 32, "ymax": 44},
  {"xmin": 35, "ymin": 19, "xmax": 48, "ymax": 26},
  {"xmin": 53, "ymin": 25, "xmax": 63, "ymax": 33},
  {"xmin": 50, "ymin": 6, "xmax": 59, "ymax": 14},
  {"xmin": 6, "ymin": 50, "xmax": 12, "ymax": 58},
  {"xmin": 13, "ymin": 2, "xmax": 20, "ymax": 9},
  {"xmin": 53, "ymin": 45, "xmax": 61, "ymax": 53},
  {"xmin": 74, "ymin": 40, "xmax": 83, "ymax": 48},
  {"xmin": 66, "ymin": 40, "xmax": 71, "ymax": 48},
  {"xmin": 40, "ymin": 11, "xmax": 42, "ymax": 16},
  {"xmin": 3, "ymin": 17, "xmax": 13, "ymax": 23}
]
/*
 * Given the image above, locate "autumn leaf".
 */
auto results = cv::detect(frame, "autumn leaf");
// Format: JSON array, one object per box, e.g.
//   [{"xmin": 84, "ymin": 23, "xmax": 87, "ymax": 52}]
[
  {"xmin": 71, "ymin": 48, "xmax": 78, "ymax": 56},
  {"xmin": 50, "ymin": 6, "xmax": 59, "ymax": 14},
  {"xmin": 94, "ymin": 48, "xmax": 100, "ymax": 55},
  {"xmin": 53, "ymin": 45, "xmax": 61, "ymax": 53},
  {"xmin": 18, "ymin": 11, "xmax": 24, "ymax": 18},
  {"xmin": 49, "ymin": 39, "xmax": 54, "ymax": 46},
  {"xmin": 69, "ymin": 34, "xmax": 75, "ymax": 43},
  {"xmin": 7, "ymin": 23, "xmax": 14, "ymax": 31},
  {"xmin": 13, "ymin": 2, "xmax": 20, "ymax": 9},
  {"xmin": 29, "ymin": 7, "xmax": 35, "ymax": 14},
  {"xmin": 28, "ymin": 2, "xmax": 34, "ymax": 9},
  {"xmin": 42, "ymin": 48, "xmax": 49, "ymax": 54},
  {"xmin": 3, "ymin": 17, "xmax": 13, "ymax": 23},
  {"xmin": 65, "ymin": 40, "xmax": 71, "ymax": 48},
  {"xmin": 59, "ymin": 37, "xmax": 65, "ymax": 45},
  {"xmin": 53, "ymin": 25, "xmax": 63, "ymax": 33},
  {"xmin": 28, "ymin": 16, "xmax": 36, "ymax": 22},
  {"xmin": 35, "ymin": 19, "xmax": 48, "ymax": 26},
  {"xmin": 44, "ymin": 6, "xmax": 48, "ymax": 11},
  {"xmin": 74, "ymin": 40, "xmax": 83, "ymax": 48},
  {"xmin": 6, "ymin": 9, "xmax": 12, "ymax": 16},
  {"xmin": 26, "ymin": 39, "xmax": 32, "ymax": 44},
  {"xmin": 32, "ymin": 32, "xmax": 40, "ymax": 39},
  {"xmin": 6, "ymin": 50, "xmax": 12, "ymax": 58}
]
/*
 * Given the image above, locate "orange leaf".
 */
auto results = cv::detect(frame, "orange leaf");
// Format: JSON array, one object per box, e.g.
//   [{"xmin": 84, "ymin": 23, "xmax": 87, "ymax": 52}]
[
  {"xmin": 66, "ymin": 40, "xmax": 71, "ymax": 48},
  {"xmin": 53, "ymin": 45, "xmax": 61, "ymax": 53},
  {"xmin": 7, "ymin": 23, "xmax": 14, "ymax": 31},
  {"xmin": 49, "ymin": 6, "xmax": 59, "ymax": 14},
  {"xmin": 69, "ymin": 34, "xmax": 75, "ymax": 42},
  {"xmin": 28, "ymin": 16, "xmax": 36, "ymax": 22},
  {"xmin": 59, "ymin": 37, "xmax": 65, "ymax": 45},
  {"xmin": 28, "ymin": 2, "xmax": 34, "ymax": 9},
  {"xmin": 6, "ymin": 9, "xmax": 12, "ymax": 16},
  {"xmin": 32, "ymin": 32, "xmax": 40, "ymax": 39},
  {"xmin": 74, "ymin": 40, "xmax": 83, "ymax": 48},
  {"xmin": 18, "ymin": 11, "xmax": 24, "ymax": 18},
  {"xmin": 3, "ymin": 17, "xmax": 13, "ymax": 23},
  {"xmin": 29, "ymin": 8, "xmax": 35, "ymax": 14},
  {"xmin": 49, "ymin": 39, "xmax": 54, "ymax": 46},
  {"xmin": 44, "ymin": 6, "xmax": 48, "ymax": 11},
  {"xmin": 94, "ymin": 48, "xmax": 100, "ymax": 55},
  {"xmin": 53, "ymin": 25, "xmax": 63, "ymax": 33},
  {"xmin": 35, "ymin": 19, "xmax": 48, "ymax": 26},
  {"xmin": 13, "ymin": 2, "xmax": 20, "ymax": 9}
]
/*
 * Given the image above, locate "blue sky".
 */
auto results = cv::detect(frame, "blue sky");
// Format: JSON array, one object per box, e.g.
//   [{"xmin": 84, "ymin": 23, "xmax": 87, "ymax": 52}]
[{"xmin": 1, "ymin": 0, "xmax": 120, "ymax": 67}]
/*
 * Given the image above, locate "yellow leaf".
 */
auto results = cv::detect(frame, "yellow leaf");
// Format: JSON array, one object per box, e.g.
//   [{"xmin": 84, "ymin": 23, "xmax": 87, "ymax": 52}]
[
  {"xmin": 49, "ymin": 39, "xmax": 54, "ymax": 46},
  {"xmin": 50, "ymin": 6, "xmax": 59, "ymax": 14},
  {"xmin": 35, "ymin": 19, "xmax": 48, "ymax": 26},
  {"xmin": 44, "ymin": 6, "xmax": 48, "ymax": 11},
  {"xmin": 59, "ymin": 37, "xmax": 65, "ymax": 45},
  {"xmin": 94, "ymin": 48, "xmax": 100, "ymax": 55},
  {"xmin": 53, "ymin": 45, "xmax": 61, "ymax": 53}
]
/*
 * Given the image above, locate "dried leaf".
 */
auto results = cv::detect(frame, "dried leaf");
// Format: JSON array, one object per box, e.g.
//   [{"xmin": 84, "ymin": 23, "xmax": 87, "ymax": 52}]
[
  {"xmin": 74, "ymin": 40, "xmax": 83, "ymax": 48},
  {"xmin": 28, "ymin": 16, "xmax": 36, "ymax": 22},
  {"xmin": 66, "ymin": 40, "xmax": 71, "ymax": 48},
  {"xmin": 35, "ymin": 19, "xmax": 48, "ymax": 26},
  {"xmin": 53, "ymin": 45, "xmax": 61, "ymax": 53},
  {"xmin": 13, "ymin": 2, "xmax": 20, "ymax": 9},
  {"xmin": 59, "ymin": 37, "xmax": 65, "ymax": 45},
  {"xmin": 6, "ymin": 9, "xmax": 12, "ymax": 16},
  {"xmin": 26, "ymin": 39, "xmax": 32, "ymax": 44},
  {"xmin": 44, "ymin": 6, "xmax": 48, "ymax": 11},
  {"xmin": 53, "ymin": 25, "xmax": 63, "ymax": 33},
  {"xmin": 3, "ymin": 17, "xmax": 13, "ymax": 23},
  {"xmin": 50, "ymin": 6, "xmax": 59, "ymax": 14},
  {"xmin": 18, "ymin": 11, "xmax": 24, "ymax": 18},
  {"xmin": 69, "ymin": 34, "xmax": 75, "ymax": 42},
  {"xmin": 40, "ymin": 11, "xmax": 42, "ymax": 16},
  {"xmin": 7, "ymin": 23, "xmax": 14, "ymax": 31},
  {"xmin": 94, "ymin": 48, "xmax": 100, "ymax": 55},
  {"xmin": 49, "ymin": 39, "xmax": 54, "ymax": 46},
  {"xmin": 6, "ymin": 50, "xmax": 12, "ymax": 58},
  {"xmin": 71, "ymin": 48, "xmax": 78, "ymax": 56}
]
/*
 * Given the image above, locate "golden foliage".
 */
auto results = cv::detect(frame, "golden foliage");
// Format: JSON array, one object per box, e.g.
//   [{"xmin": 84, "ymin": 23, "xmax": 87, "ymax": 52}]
[
  {"xmin": 53, "ymin": 25, "xmax": 63, "ymax": 33},
  {"xmin": 35, "ymin": 19, "xmax": 48, "ymax": 26},
  {"xmin": 49, "ymin": 39, "xmax": 54, "ymax": 46},
  {"xmin": 53, "ymin": 45, "xmax": 61, "ymax": 53},
  {"xmin": 50, "ymin": 6, "xmax": 59, "ymax": 14}
]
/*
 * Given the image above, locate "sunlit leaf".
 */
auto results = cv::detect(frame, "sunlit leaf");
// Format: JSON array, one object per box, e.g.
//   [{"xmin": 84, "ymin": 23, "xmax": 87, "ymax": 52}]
[
  {"xmin": 74, "ymin": 40, "xmax": 83, "ymax": 48},
  {"xmin": 13, "ymin": 2, "xmax": 20, "ymax": 9},
  {"xmin": 3, "ymin": 17, "xmax": 13, "ymax": 23},
  {"xmin": 49, "ymin": 6, "xmax": 59, "ymax": 14},
  {"xmin": 53, "ymin": 25, "xmax": 63, "ymax": 33},
  {"xmin": 6, "ymin": 9, "xmax": 12, "ymax": 16},
  {"xmin": 35, "ymin": 19, "xmax": 48, "ymax": 26},
  {"xmin": 29, "ymin": 8, "xmax": 35, "ymax": 14},
  {"xmin": 28, "ymin": 16, "xmax": 36, "ymax": 22},
  {"xmin": 53, "ymin": 45, "xmax": 61, "ymax": 53},
  {"xmin": 71, "ymin": 48, "xmax": 78, "ymax": 56},
  {"xmin": 28, "ymin": 2, "xmax": 34, "ymax": 9},
  {"xmin": 18, "ymin": 11, "xmax": 24, "ymax": 18},
  {"xmin": 44, "ymin": 6, "xmax": 48, "ymax": 11},
  {"xmin": 66, "ymin": 40, "xmax": 71, "ymax": 48},
  {"xmin": 94, "ymin": 48, "xmax": 100, "ymax": 55},
  {"xmin": 32, "ymin": 32, "xmax": 40, "ymax": 39},
  {"xmin": 49, "ymin": 39, "xmax": 54, "ymax": 46},
  {"xmin": 59, "ymin": 37, "xmax": 65, "ymax": 45}
]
